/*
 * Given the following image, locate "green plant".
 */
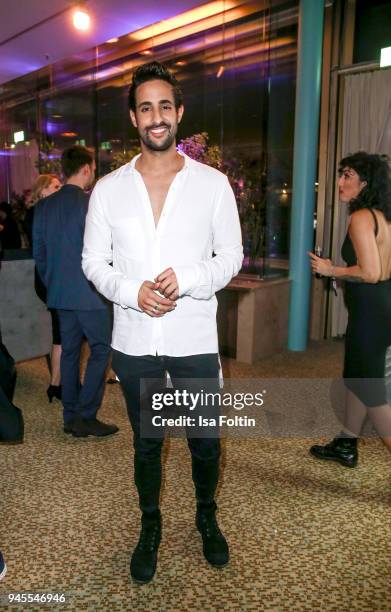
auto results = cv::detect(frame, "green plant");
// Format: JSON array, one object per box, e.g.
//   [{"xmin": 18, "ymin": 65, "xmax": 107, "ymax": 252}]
[
  {"xmin": 110, "ymin": 146, "xmax": 141, "ymax": 171},
  {"xmin": 179, "ymin": 132, "xmax": 266, "ymax": 262},
  {"xmin": 36, "ymin": 141, "xmax": 62, "ymax": 176}
]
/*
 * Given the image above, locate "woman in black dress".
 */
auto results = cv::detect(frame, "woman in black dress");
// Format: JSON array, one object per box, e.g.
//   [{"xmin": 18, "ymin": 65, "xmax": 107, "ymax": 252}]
[
  {"xmin": 309, "ymin": 152, "xmax": 391, "ymax": 467},
  {"xmin": 26, "ymin": 174, "xmax": 62, "ymax": 402}
]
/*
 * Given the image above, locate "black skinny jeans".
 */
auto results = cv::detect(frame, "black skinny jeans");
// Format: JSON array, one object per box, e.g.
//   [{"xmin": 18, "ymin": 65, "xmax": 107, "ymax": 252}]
[{"xmin": 112, "ymin": 351, "xmax": 221, "ymax": 516}]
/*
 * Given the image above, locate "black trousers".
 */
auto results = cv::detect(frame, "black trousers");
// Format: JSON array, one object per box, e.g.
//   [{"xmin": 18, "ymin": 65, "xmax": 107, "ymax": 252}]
[{"xmin": 112, "ymin": 351, "xmax": 221, "ymax": 515}]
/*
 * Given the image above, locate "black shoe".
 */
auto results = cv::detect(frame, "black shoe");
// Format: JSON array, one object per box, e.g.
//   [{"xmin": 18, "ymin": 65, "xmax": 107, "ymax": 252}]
[
  {"xmin": 309, "ymin": 436, "xmax": 358, "ymax": 468},
  {"xmin": 130, "ymin": 513, "xmax": 161, "ymax": 584},
  {"xmin": 82, "ymin": 417, "xmax": 119, "ymax": 437},
  {"xmin": 63, "ymin": 416, "xmax": 83, "ymax": 435},
  {"xmin": 47, "ymin": 385, "xmax": 62, "ymax": 403},
  {"xmin": 64, "ymin": 417, "xmax": 119, "ymax": 438},
  {"xmin": 196, "ymin": 504, "xmax": 229, "ymax": 567}
]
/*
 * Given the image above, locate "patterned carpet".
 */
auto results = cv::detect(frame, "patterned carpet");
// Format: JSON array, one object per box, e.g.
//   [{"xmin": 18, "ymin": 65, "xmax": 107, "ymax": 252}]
[{"xmin": 1, "ymin": 340, "xmax": 391, "ymax": 611}]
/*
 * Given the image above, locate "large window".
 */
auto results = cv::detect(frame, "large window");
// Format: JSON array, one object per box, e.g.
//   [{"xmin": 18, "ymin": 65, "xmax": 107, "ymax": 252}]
[{"xmin": 0, "ymin": 0, "xmax": 298, "ymax": 272}]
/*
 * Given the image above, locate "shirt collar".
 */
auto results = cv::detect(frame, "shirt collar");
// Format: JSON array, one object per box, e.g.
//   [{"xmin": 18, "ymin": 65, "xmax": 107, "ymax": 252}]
[{"xmin": 128, "ymin": 149, "xmax": 190, "ymax": 173}]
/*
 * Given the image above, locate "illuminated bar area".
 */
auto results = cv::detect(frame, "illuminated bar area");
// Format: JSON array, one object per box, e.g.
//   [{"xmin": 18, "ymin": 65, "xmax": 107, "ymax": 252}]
[{"xmin": 0, "ymin": 0, "xmax": 298, "ymax": 361}]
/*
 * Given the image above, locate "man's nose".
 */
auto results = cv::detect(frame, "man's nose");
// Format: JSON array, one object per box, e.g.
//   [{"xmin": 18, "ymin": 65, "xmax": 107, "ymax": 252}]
[{"xmin": 151, "ymin": 107, "xmax": 163, "ymax": 124}]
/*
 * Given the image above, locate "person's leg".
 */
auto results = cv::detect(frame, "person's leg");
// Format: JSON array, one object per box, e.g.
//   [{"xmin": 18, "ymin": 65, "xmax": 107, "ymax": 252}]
[
  {"xmin": 309, "ymin": 384, "xmax": 368, "ymax": 468},
  {"xmin": 50, "ymin": 344, "xmax": 62, "ymax": 386},
  {"xmin": 112, "ymin": 351, "xmax": 166, "ymax": 582},
  {"xmin": 168, "ymin": 353, "xmax": 228, "ymax": 566},
  {"xmin": 77, "ymin": 309, "xmax": 112, "ymax": 420},
  {"xmin": 168, "ymin": 354, "xmax": 221, "ymax": 505},
  {"xmin": 367, "ymin": 403, "xmax": 391, "ymax": 452},
  {"xmin": 112, "ymin": 351, "xmax": 166, "ymax": 512},
  {"xmin": 342, "ymin": 388, "xmax": 368, "ymax": 437},
  {"xmin": 0, "ymin": 385, "xmax": 24, "ymax": 444},
  {"xmin": 49, "ymin": 309, "xmax": 62, "ymax": 387},
  {"xmin": 57, "ymin": 310, "xmax": 83, "ymax": 426}
]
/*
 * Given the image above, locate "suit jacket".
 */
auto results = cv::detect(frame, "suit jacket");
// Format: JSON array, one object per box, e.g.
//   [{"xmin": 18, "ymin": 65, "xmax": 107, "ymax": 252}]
[{"xmin": 33, "ymin": 184, "xmax": 106, "ymax": 310}]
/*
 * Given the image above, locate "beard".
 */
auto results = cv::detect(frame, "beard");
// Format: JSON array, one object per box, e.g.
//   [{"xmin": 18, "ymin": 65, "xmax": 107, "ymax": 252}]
[{"xmin": 139, "ymin": 121, "xmax": 177, "ymax": 152}]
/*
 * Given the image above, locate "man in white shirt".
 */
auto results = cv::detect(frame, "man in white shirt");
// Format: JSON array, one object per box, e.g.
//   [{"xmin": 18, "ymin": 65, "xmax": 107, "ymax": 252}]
[{"xmin": 82, "ymin": 61, "xmax": 243, "ymax": 583}]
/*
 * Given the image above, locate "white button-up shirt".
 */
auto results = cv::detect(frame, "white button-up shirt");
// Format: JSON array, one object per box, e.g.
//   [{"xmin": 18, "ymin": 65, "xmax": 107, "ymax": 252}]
[{"xmin": 82, "ymin": 152, "xmax": 243, "ymax": 356}]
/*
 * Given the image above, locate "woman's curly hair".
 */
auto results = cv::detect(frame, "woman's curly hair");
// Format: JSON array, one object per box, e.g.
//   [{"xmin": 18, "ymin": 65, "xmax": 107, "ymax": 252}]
[{"xmin": 339, "ymin": 152, "xmax": 391, "ymax": 221}]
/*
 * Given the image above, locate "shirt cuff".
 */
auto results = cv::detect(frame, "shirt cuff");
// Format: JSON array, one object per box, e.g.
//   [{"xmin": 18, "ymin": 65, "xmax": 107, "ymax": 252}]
[
  {"xmin": 119, "ymin": 278, "xmax": 144, "ymax": 311},
  {"xmin": 173, "ymin": 264, "xmax": 200, "ymax": 297}
]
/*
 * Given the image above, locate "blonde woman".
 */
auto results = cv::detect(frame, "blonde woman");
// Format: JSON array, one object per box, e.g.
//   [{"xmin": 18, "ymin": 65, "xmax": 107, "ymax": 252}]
[{"xmin": 26, "ymin": 174, "xmax": 62, "ymax": 402}]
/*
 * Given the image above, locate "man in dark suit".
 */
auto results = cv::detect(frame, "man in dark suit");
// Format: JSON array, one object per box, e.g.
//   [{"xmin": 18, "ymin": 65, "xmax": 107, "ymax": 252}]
[{"xmin": 33, "ymin": 145, "xmax": 118, "ymax": 438}]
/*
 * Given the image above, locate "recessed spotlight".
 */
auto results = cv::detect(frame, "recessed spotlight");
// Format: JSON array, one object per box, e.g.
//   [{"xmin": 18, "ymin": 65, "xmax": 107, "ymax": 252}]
[
  {"xmin": 106, "ymin": 37, "xmax": 118, "ymax": 43},
  {"xmin": 216, "ymin": 65, "xmax": 224, "ymax": 79},
  {"xmin": 61, "ymin": 132, "xmax": 78, "ymax": 137},
  {"xmin": 175, "ymin": 61, "xmax": 186, "ymax": 66},
  {"xmin": 141, "ymin": 50, "xmax": 152, "ymax": 56},
  {"xmin": 73, "ymin": 10, "xmax": 91, "ymax": 31}
]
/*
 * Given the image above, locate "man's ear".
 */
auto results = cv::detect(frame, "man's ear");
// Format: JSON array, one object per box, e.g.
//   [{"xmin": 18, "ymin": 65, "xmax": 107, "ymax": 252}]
[
  {"xmin": 129, "ymin": 109, "xmax": 137, "ymax": 128},
  {"xmin": 177, "ymin": 105, "xmax": 184, "ymax": 124}
]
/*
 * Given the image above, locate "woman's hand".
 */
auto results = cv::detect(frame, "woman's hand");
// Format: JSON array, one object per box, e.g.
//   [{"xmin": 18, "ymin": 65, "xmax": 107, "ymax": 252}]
[{"xmin": 308, "ymin": 251, "xmax": 334, "ymax": 277}]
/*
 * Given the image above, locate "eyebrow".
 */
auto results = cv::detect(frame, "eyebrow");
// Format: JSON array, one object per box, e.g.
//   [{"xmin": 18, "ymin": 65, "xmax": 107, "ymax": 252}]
[{"xmin": 137, "ymin": 99, "xmax": 174, "ymax": 108}]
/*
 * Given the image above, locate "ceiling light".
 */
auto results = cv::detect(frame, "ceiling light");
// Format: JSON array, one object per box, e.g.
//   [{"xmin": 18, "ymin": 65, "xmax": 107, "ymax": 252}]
[
  {"xmin": 175, "ymin": 61, "xmax": 186, "ymax": 66},
  {"xmin": 141, "ymin": 49, "xmax": 152, "ymax": 55},
  {"xmin": 106, "ymin": 37, "xmax": 118, "ymax": 43},
  {"xmin": 130, "ymin": 1, "xmax": 237, "ymax": 41},
  {"xmin": 73, "ymin": 10, "xmax": 91, "ymax": 31},
  {"xmin": 216, "ymin": 65, "xmax": 224, "ymax": 78},
  {"xmin": 61, "ymin": 132, "xmax": 78, "ymax": 137}
]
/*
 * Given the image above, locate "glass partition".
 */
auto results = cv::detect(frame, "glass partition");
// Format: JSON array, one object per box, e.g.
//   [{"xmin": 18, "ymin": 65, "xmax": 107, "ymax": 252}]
[{"xmin": 0, "ymin": 0, "xmax": 298, "ymax": 272}]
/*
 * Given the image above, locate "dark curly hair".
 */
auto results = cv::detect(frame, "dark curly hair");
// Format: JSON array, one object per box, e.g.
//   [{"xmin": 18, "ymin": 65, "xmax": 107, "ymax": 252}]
[
  {"xmin": 128, "ymin": 61, "xmax": 183, "ymax": 112},
  {"xmin": 339, "ymin": 151, "xmax": 391, "ymax": 220}
]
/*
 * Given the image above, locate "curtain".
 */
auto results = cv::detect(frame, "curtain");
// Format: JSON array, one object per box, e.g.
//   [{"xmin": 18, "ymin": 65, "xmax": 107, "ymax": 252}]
[
  {"xmin": 331, "ymin": 67, "xmax": 391, "ymax": 336},
  {"xmin": 9, "ymin": 139, "xmax": 39, "ymax": 197}
]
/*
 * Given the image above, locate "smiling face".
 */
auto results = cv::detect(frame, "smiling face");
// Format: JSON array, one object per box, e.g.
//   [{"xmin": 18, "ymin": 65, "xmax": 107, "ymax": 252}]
[
  {"xmin": 338, "ymin": 166, "xmax": 367, "ymax": 203},
  {"xmin": 129, "ymin": 79, "xmax": 184, "ymax": 152}
]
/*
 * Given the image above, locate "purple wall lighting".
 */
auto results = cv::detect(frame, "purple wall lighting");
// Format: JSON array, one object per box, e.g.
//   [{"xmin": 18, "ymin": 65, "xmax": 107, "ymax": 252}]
[{"xmin": 45, "ymin": 120, "xmax": 66, "ymax": 135}]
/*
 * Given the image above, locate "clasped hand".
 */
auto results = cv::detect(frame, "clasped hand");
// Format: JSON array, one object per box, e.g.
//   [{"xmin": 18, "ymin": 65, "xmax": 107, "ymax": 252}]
[{"xmin": 137, "ymin": 268, "xmax": 179, "ymax": 317}]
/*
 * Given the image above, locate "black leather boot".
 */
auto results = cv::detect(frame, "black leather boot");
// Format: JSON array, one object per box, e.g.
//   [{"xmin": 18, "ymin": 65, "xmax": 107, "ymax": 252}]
[
  {"xmin": 196, "ymin": 502, "xmax": 229, "ymax": 567},
  {"xmin": 191, "ymin": 452, "xmax": 228, "ymax": 566},
  {"xmin": 130, "ymin": 511, "xmax": 161, "ymax": 583},
  {"xmin": 309, "ymin": 435, "xmax": 358, "ymax": 468}
]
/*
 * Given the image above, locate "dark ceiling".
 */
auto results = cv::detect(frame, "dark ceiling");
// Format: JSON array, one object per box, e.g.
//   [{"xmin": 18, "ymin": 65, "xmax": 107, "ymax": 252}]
[{"xmin": 0, "ymin": 0, "xmax": 206, "ymax": 85}]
